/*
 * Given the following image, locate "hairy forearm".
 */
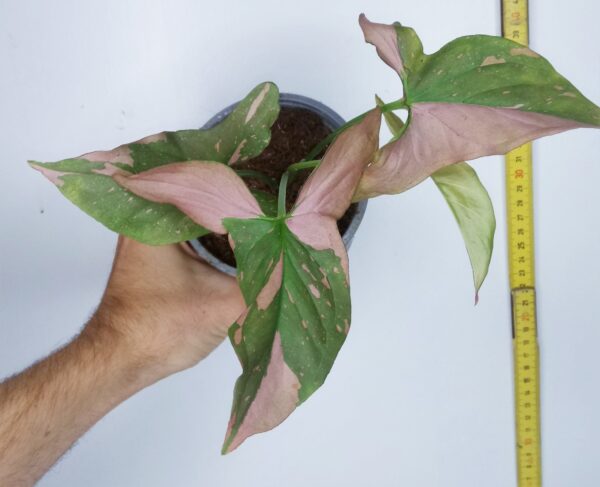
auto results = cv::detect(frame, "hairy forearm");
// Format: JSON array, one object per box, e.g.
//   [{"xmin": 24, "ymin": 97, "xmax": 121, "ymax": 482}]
[
  {"xmin": 0, "ymin": 238, "xmax": 241, "ymax": 485},
  {"xmin": 0, "ymin": 314, "xmax": 161, "ymax": 486}
]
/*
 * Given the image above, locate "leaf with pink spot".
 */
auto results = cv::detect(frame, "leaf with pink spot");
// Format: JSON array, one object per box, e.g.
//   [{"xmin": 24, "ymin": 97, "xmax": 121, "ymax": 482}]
[
  {"xmin": 110, "ymin": 109, "xmax": 380, "ymax": 453},
  {"xmin": 220, "ymin": 110, "xmax": 380, "ymax": 453},
  {"xmin": 220, "ymin": 218, "xmax": 351, "ymax": 453},
  {"xmin": 29, "ymin": 82, "xmax": 279, "ymax": 244},
  {"xmin": 354, "ymin": 15, "xmax": 600, "ymax": 199},
  {"xmin": 113, "ymin": 162, "xmax": 263, "ymax": 234}
]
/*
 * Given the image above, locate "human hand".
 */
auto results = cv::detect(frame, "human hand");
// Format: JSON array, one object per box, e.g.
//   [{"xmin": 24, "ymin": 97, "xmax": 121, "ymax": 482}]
[
  {"xmin": 0, "ymin": 236, "xmax": 245, "ymax": 486},
  {"xmin": 86, "ymin": 236, "xmax": 246, "ymax": 382}
]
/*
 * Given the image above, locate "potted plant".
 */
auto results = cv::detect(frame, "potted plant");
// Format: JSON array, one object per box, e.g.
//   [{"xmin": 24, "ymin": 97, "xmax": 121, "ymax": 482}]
[
  {"xmin": 29, "ymin": 14, "xmax": 600, "ymax": 454},
  {"xmin": 188, "ymin": 92, "xmax": 368, "ymax": 275}
]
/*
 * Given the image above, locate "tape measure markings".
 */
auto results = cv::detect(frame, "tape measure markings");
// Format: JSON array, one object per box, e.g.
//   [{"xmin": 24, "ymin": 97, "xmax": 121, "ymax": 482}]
[{"xmin": 501, "ymin": 1, "xmax": 542, "ymax": 486}]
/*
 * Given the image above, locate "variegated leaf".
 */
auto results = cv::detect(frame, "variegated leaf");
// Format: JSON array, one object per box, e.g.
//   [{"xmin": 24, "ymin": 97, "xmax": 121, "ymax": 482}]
[
  {"xmin": 377, "ymin": 96, "xmax": 495, "ymax": 300},
  {"xmin": 113, "ymin": 109, "xmax": 381, "ymax": 453},
  {"xmin": 29, "ymin": 82, "xmax": 280, "ymax": 244},
  {"xmin": 221, "ymin": 109, "xmax": 380, "ymax": 453},
  {"xmin": 355, "ymin": 15, "xmax": 600, "ymax": 199},
  {"xmin": 221, "ymin": 216, "xmax": 351, "ymax": 453},
  {"xmin": 113, "ymin": 162, "xmax": 264, "ymax": 234}
]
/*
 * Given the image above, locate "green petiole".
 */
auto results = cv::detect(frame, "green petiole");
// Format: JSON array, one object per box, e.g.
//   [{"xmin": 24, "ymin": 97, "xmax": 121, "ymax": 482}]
[
  {"xmin": 277, "ymin": 160, "xmax": 319, "ymax": 217},
  {"xmin": 277, "ymin": 99, "xmax": 408, "ymax": 217},
  {"xmin": 277, "ymin": 172, "xmax": 290, "ymax": 218},
  {"xmin": 302, "ymin": 98, "xmax": 408, "ymax": 162}
]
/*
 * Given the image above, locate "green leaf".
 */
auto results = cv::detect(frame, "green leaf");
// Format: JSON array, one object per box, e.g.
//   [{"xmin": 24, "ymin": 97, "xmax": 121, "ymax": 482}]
[
  {"xmin": 432, "ymin": 164, "xmax": 496, "ymax": 301},
  {"xmin": 377, "ymin": 95, "xmax": 495, "ymax": 299},
  {"xmin": 128, "ymin": 82, "xmax": 280, "ymax": 172},
  {"xmin": 250, "ymin": 190, "xmax": 278, "ymax": 217},
  {"xmin": 30, "ymin": 82, "xmax": 280, "ymax": 244},
  {"xmin": 42, "ymin": 167, "xmax": 205, "ymax": 244},
  {"xmin": 356, "ymin": 15, "xmax": 600, "ymax": 199},
  {"xmin": 221, "ymin": 217, "xmax": 350, "ymax": 454},
  {"xmin": 400, "ymin": 32, "xmax": 599, "ymax": 124}
]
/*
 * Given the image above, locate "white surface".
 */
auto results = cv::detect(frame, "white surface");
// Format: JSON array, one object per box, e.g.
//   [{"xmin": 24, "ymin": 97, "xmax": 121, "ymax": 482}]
[{"xmin": 1, "ymin": 0, "xmax": 598, "ymax": 486}]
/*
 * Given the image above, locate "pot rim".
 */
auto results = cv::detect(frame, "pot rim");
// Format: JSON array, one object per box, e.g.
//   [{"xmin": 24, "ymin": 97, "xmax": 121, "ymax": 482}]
[{"xmin": 188, "ymin": 92, "xmax": 368, "ymax": 276}]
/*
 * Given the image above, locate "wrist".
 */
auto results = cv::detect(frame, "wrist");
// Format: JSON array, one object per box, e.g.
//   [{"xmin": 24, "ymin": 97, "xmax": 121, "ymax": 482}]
[
  {"xmin": 78, "ymin": 308, "xmax": 168, "ymax": 393},
  {"xmin": 87, "ymin": 288, "xmax": 233, "ymax": 381}
]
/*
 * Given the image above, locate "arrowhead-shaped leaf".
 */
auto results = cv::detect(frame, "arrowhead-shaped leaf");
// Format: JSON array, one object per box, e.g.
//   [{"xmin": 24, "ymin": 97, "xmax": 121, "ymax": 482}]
[
  {"xmin": 222, "ymin": 109, "xmax": 381, "ymax": 453},
  {"xmin": 113, "ymin": 109, "xmax": 381, "ymax": 453},
  {"xmin": 29, "ymin": 82, "xmax": 280, "ymax": 244},
  {"xmin": 220, "ymin": 217, "xmax": 351, "ymax": 453},
  {"xmin": 356, "ymin": 15, "xmax": 600, "ymax": 199},
  {"xmin": 376, "ymin": 96, "xmax": 495, "ymax": 300}
]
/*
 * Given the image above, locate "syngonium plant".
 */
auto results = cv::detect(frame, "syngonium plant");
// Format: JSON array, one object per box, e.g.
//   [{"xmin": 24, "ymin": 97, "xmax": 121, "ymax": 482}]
[{"xmin": 30, "ymin": 15, "xmax": 600, "ymax": 453}]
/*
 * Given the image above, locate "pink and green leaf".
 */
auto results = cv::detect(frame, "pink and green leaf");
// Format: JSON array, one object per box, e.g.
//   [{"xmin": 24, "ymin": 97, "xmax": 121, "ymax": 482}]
[
  {"xmin": 377, "ymin": 96, "xmax": 495, "ymax": 300},
  {"xmin": 29, "ymin": 82, "xmax": 280, "ymax": 244},
  {"xmin": 222, "ymin": 109, "xmax": 380, "ymax": 452},
  {"xmin": 113, "ymin": 162, "xmax": 264, "ymax": 234},
  {"xmin": 221, "ymin": 216, "xmax": 351, "ymax": 453},
  {"xmin": 293, "ymin": 108, "xmax": 381, "ymax": 219},
  {"xmin": 112, "ymin": 109, "xmax": 380, "ymax": 453},
  {"xmin": 355, "ymin": 15, "xmax": 600, "ymax": 199}
]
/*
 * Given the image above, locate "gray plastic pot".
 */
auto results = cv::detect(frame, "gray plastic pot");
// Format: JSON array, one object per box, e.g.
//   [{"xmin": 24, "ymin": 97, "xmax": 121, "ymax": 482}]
[{"xmin": 188, "ymin": 92, "xmax": 368, "ymax": 276}]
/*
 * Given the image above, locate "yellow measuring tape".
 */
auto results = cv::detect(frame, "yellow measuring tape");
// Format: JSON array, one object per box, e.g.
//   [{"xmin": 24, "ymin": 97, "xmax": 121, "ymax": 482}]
[{"xmin": 501, "ymin": 1, "xmax": 542, "ymax": 486}]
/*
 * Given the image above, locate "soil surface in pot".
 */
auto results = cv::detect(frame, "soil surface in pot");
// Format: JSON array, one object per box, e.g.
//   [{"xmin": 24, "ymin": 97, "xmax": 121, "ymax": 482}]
[{"xmin": 198, "ymin": 106, "xmax": 357, "ymax": 268}]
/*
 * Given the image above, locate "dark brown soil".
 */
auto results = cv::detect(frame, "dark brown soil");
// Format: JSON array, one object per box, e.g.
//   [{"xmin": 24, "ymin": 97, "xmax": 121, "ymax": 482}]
[{"xmin": 198, "ymin": 106, "xmax": 357, "ymax": 268}]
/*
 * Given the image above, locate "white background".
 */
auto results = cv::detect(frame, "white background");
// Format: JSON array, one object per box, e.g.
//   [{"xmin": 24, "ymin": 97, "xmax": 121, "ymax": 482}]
[{"xmin": 1, "ymin": 0, "xmax": 598, "ymax": 486}]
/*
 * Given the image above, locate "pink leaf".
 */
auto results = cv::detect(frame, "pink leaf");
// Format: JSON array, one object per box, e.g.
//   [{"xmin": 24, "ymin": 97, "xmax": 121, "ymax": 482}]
[
  {"xmin": 293, "ymin": 108, "xmax": 381, "ymax": 219},
  {"xmin": 355, "ymin": 102, "xmax": 588, "ymax": 199},
  {"xmin": 223, "ymin": 332, "xmax": 300, "ymax": 453},
  {"xmin": 113, "ymin": 162, "xmax": 262, "ymax": 234},
  {"xmin": 358, "ymin": 14, "xmax": 404, "ymax": 76}
]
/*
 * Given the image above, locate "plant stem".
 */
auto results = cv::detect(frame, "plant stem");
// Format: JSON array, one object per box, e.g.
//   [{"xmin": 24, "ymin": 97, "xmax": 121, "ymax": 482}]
[
  {"xmin": 278, "ymin": 98, "xmax": 409, "ymax": 216},
  {"xmin": 277, "ymin": 172, "xmax": 289, "ymax": 217},
  {"xmin": 302, "ymin": 98, "xmax": 407, "ymax": 162},
  {"xmin": 235, "ymin": 169, "xmax": 278, "ymax": 192},
  {"xmin": 382, "ymin": 99, "xmax": 408, "ymax": 112},
  {"xmin": 276, "ymin": 160, "xmax": 320, "ymax": 217},
  {"xmin": 286, "ymin": 160, "xmax": 319, "ymax": 172}
]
